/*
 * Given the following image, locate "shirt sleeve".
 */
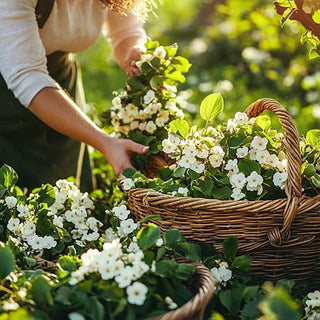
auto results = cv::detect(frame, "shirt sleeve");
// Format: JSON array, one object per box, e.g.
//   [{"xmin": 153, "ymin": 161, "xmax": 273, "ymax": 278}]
[
  {"xmin": 0, "ymin": 0, "xmax": 58, "ymax": 107},
  {"xmin": 102, "ymin": 10, "xmax": 147, "ymax": 51}
]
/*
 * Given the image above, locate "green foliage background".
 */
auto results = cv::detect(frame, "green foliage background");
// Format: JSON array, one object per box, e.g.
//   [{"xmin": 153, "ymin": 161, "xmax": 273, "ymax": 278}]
[{"xmin": 78, "ymin": 0, "xmax": 320, "ymax": 136}]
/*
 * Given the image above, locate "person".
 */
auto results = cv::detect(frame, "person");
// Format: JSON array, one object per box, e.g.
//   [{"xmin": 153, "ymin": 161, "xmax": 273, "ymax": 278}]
[{"xmin": 0, "ymin": 0, "xmax": 152, "ymax": 191}]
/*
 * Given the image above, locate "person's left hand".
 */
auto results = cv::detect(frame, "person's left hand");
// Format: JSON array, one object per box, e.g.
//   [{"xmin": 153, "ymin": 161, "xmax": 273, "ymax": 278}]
[{"xmin": 114, "ymin": 37, "xmax": 146, "ymax": 77}]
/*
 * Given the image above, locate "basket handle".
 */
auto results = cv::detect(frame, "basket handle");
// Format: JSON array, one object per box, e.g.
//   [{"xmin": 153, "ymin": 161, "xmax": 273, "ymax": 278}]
[{"xmin": 245, "ymin": 98, "xmax": 302, "ymax": 247}]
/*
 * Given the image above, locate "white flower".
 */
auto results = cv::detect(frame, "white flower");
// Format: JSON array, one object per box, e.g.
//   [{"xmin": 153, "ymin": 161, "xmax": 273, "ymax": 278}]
[
  {"xmin": 104, "ymin": 228, "xmax": 116, "ymax": 242},
  {"xmin": 196, "ymin": 148, "xmax": 209, "ymax": 159},
  {"xmin": 162, "ymin": 139, "xmax": 177, "ymax": 154},
  {"xmin": 112, "ymin": 96, "xmax": 122, "ymax": 107},
  {"xmin": 126, "ymin": 281, "xmax": 148, "ymax": 305},
  {"xmin": 177, "ymin": 187, "xmax": 188, "ymax": 195},
  {"xmin": 53, "ymin": 216, "xmax": 64, "ymax": 228},
  {"xmin": 17, "ymin": 204, "xmax": 30, "ymax": 218},
  {"xmin": 125, "ymin": 103, "xmax": 138, "ymax": 117},
  {"xmin": 112, "ymin": 205, "xmax": 130, "ymax": 220},
  {"xmin": 250, "ymin": 136, "xmax": 268, "ymax": 150},
  {"xmin": 138, "ymin": 122, "xmax": 146, "ymax": 131},
  {"xmin": 163, "ymin": 84, "xmax": 177, "ymax": 97},
  {"xmin": 231, "ymin": 188, "xmax": 246, "ymax": 200},
  {"xmin": 183, "ymin": 145, "xmax": 197, "ymax": 156},
  {"xmin": 209, "ymin": 154, "xmax": 224, "ymax": 168},
  {"xmin": 307, "ymin": 291, "xmax": 320, "ymax": 307},
  {"xmin": 210, "ymin": 265, "xmax": 232, "ymax": 284},
  {"xmin": 266, "ymin": 154, "xmax": 280, "ymax": 168},
  {"xmin": 119, "ymin": 219, "xmax": 137, "ymax": 235},
  {"xmin": 115, "ymin": 266, "xmax": 134, "ymax": 288},
  {"xmin": 5, "ymin": 196, "xmax": 17, "ymax": 209},
  {"xmin": 272, "ymin": 172, "xmax": 287, "ymax": 187},
  {"xmin": 190, "ymin": 161, "xmax": 205, "ymax": 174},
  {"xmin": 122, "ymin": 178, "xmax": 135, "ymax": 191},
  {"xmin": 98, "ymin": 262, "xmax": 116, "ymax": 280},
  {"xmin": 130, "ymin": 121, "xmax": 139, "ymax": 130},
  {"xmin": 22, "ymin": 221, "xmax": 36, "ymax": 236},
  {"xmin": 156, "ymin": 238, "xmax": 164, "ymax": 246},
  {"xmin": 153, "ymin": 46, "xmax": 167, "ymax": 59},
  {"xmin": 28, "ymin": 235, "xmax": 44, "ymax": 250},
  {"xmin": 233, "ymin": 112, "xmax": 249, "ymax": 125},
  {"xmin": 145, "ymin": 121, "xmax": 157, "ymax": 134},
  {"xmin": 155, "ymin": 116, "xmax": 166, "ymax": 127},
  {"xmin": 68, "ymin": 312, "xmax": 86, "ymax": 320},
  {"xmin": 2, "ymin": 299, "xmax": 19, "ymax": 311},
  {"xmin": 225, "ymin": 159, "xmax": 238, "ymax": 172},
  {"xmin": 7, "ymin": 218, "xmax": 20, "ymax": 233},
  {"xmin": 246, "ymin": 171, "xmax": 263, "ymax": 192},
  {"xmin": 229, "ymin": 173, "xmax": 246, "ymax": 189},
  {"xmin": 249, "ymin": 148, "xmax": 258, "ymax": 161},
  {"xmin": 179, "ymin": 155, "xmax": 197, "ymax": 168},
  {"xmin": 42, "ymin": 236, "xmax": 57, "ymax": 249},
  {"xmin": 87, "ymin": 217, "xmax": 103, "ymax": 231},
  {"xmin": 226, "ymin": 119, "xmax": 236, "ymax": 132},
  {"xmin": 83, "ymin": 232, "xmax": 100, "ymax": 242},
  {"xmin": 143, "ymin": 90, "xmax": 155, "ymax": 104},
  {"xmin": 256, "ymin": 150, "xmax": 270, "ymax": 164},
  {"xmin": 236, "ymin": 147, "xmax": 249, "ymax": 158}
]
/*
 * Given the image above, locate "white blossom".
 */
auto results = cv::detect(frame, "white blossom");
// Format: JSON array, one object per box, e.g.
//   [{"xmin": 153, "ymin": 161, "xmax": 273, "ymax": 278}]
[
  {"xmin": 273, "ymin": 172, "xmax": 288, "ymax": 187},
  {"xmin": 112, "ymin": 205, "xmax": 130, "ymax": 221},
  {"xmin": 5, "ymin": 196, "xmax": 17, "ymax": 209},
  {"xmin": 250, "ymin": 136, "xmax": 268, "ymax": 150},
  {"xmin": 126, "ymin": 281, "xmax": 148, "ymax": 305},
  {"xmin": 236, "ymin": 147, "xmax": 249, "ymax": 158},
  {"xmin": 7, "ymin": 218, "xmax": 20, "ymax": 233}
]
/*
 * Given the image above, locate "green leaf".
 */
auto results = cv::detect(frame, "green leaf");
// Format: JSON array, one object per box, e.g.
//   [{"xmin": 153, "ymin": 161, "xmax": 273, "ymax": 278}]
[
  {"xmin": 57, "ymin": 255, "xmax": 79, "ymax": 273},
  {"xmin": 0, "ymin": 164, "xmax": 18, "ymax": 189},
  {"xmin": 0, "ymin": 246, "xmax": 15, "ymax": 280},
  {"xmin": 0, "ymin": 308, "xmax": 32, "ymax": 320},
  {"xmin": 219, "ymin": 286, "xmax": 244, "ymax": 315},
  {"xmin": 150, "ymin": 75, "xmax": 163, "ymax": 91},
  {"xmin": 33, "ymin": 184, "xmax": 56, "ymax": 207},
  {"xmin": 84, "ymin": 297, "xmax": 105, "ymax": 320},
  {"xmin": 127, "ymin": 75, "xmax": 146, "ymax": 90},
  {"xmin": 199, "ymin": 93, "xmax": 224, "ymax": 122},
  {"xmin": 29, "ymin": 276, "xmax": 54, "ymax": 308},
  {"xmin": 231, "ymin": 255, "xmax": 253, "ymax": 272},
  {"xmin": 164, "ymin": 229, "xmax": 185, "ymax": 247},
  {"xmin": 159, "ymin": 167, "xmax": 172, "ymax": 180},
  {"xmin": 169, "ymin": 120, "xmax": 190, "ymax": 138},
  {"xmin": 36, "ymin": 216, "xmax": 52, "ymax": 236},
  {"xmin": 122, "ymin": 167, "xmax": 137, "ymax": 178},
  {"xmin": 173, "ymin": 167, "xmax": 186, "ymax": 178},
  {"xmin": 306, "ymin": 129, "xmax": 320, "ymax": 148},
  {"xmin": 137, "ymin": 223, "xmax": 161, "ymax": 250},
  {"xmin": 238, "ymin": 158, "xmax": 261, "ymax": 175},
  {"xmin": 253, "ymin": 115, "xmax": 271, "ymax": 132},
  {"xmin": 211, "ymin": 186, "xmax": 232, "ymax": 200},
  {"xmin": 174, "ymin": 243, "xmax": 202, "ymax": 262},
  {"xmin": 223, "ymin": 237, "xmax": 239, "ymax": 262}
]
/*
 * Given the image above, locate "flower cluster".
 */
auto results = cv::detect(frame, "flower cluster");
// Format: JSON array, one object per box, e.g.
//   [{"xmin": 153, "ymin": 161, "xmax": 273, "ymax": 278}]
[
  {"xmin": 67, "ymin": 203, "xmax": 190, "ymax": 312},
  {"xmin": 3, "ymin": 179, "xmax": 102, "ymax": 255},
  {"xmin": 69, "ymin": 239, "xmax": 150, "ymax": 305},
  {"xmin": 161, "ymin": 110, "xmax": 288, "ymax": 200},
  {"xmin": 304, "ymin": 290, "xmax": 320, "ymax": 320},
  {"xmin": 106, "ymin": 38, "xmax": 189, "ymax": 139}
]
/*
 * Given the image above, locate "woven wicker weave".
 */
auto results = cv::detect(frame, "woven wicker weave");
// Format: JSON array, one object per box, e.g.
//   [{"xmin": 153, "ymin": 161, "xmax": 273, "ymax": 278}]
[
  {"xmin": 150, "ymin": 262, "xmax": 215, "ymax": 320},
  {"xmin": 128, "ymin": 98, "xmax": 320, "ymax": 285}
]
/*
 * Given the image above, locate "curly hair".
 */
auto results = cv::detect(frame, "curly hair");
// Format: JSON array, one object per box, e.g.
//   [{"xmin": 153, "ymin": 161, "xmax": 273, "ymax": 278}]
[{"xmin": 98, "ymin": 0, "xmax": 156, "ymax": 19}]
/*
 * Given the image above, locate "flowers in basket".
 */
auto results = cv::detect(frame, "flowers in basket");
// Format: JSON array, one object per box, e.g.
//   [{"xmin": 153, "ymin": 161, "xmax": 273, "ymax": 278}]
[
  {"xmin": 122, "ymin": 93, "xmax": 320, "ymax": 200},
  {"xmin": 102, "ymin": 38, "xmax": 191, "ymax": 171},
  {"xmin": 0, "ymin": 164, "xmax": 103, "ymax": 263}
]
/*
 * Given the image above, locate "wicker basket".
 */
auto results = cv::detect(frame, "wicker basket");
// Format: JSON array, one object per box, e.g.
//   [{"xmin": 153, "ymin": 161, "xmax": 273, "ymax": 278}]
[
  {"xmin": 150, "ymin": 262, "xmax": 215, "ymax": 320},
  {"xmin": 128, "ymin": 98, "xmax": 320, "ymax": 285}
]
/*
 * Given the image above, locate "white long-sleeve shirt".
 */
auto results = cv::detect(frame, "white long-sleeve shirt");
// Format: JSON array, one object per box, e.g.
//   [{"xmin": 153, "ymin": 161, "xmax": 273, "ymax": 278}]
[{"xmin": 0, "ymin": 0, "xmax": 146, "ymax": 107}]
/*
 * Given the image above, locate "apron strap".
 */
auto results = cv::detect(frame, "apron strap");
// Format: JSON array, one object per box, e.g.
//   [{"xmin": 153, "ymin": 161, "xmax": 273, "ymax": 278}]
[{"xmin": 35, "ymin": 0, "xmax": 54, "ymax": 29}]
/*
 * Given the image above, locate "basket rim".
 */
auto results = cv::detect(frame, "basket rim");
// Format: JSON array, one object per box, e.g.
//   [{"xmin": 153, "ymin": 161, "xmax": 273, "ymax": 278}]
[{"xmin": 149, "ymin": 262, "xmax": 215, "ymax": 320}]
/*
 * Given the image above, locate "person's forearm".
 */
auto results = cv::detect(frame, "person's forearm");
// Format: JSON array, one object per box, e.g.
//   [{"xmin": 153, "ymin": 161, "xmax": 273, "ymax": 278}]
[
  {"xmin": 28, "ymin": 87, "xmax": 109, "ymax": 154},
  {"xmin": 28, "ymin": 87, "xmax": 149, "ymax": 175}
]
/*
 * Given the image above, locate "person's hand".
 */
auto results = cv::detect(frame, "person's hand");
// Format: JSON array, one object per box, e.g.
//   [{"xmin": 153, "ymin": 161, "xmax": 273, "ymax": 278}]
[
  {"xmin": 124, "ymin": 44, "xmax": 144, "ymax": 77},
  {"xmin": 114, "ymin": 37, "xmax": 146, "ymax": 77},
  {"xmin": 101, "ymin": 134, "xmax": 149, "ymax": 175}
]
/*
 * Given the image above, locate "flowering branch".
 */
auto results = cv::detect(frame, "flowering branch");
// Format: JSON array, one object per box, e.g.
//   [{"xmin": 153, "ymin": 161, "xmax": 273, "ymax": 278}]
[{"xmin": 274, "ymin": 0, "xmax": 320, "ymax": 39}]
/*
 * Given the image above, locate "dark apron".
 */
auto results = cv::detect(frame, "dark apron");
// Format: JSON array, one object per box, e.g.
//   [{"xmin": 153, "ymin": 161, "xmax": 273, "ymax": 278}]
[{"xmin": 0, "ymin": 1, "xmax": 94, "ymax": 191}]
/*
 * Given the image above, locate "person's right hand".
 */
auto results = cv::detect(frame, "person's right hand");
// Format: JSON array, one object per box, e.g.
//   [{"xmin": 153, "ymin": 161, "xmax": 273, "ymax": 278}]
[{"xmin": 100, "ymin": 134, "xmax": 149, "ymax": 175}]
